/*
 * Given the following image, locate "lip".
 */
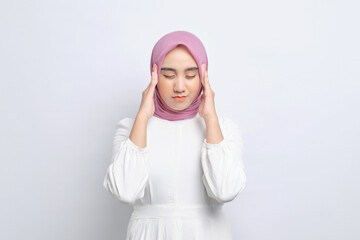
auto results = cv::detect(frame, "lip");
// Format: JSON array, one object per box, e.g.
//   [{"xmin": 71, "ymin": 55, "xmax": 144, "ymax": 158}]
[{"xmin": 173, "ymin": 96, "xmax": 187, "ymax": 101}]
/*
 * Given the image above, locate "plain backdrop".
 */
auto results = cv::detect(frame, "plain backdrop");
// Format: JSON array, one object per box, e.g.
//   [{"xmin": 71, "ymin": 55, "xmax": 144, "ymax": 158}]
[{"xmin": 1, "ymin": 0, "xmax": 359, "ymax": 239}]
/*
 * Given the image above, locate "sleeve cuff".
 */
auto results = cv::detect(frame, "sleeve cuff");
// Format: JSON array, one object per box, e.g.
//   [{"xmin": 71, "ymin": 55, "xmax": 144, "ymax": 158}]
[
  {"xmin": 126, "ymin": 137, "xmax": 149, "ymax": 153},
  {"xmin": 203, "ymin": 138, "xmax": 226, "ymax": 149}
]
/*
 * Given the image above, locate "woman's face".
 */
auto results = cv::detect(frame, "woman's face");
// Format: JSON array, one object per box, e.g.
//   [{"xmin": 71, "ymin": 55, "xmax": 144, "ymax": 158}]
[{"xmin": 157, "ymin": 45, "xmax": 201, "ymax": 111}]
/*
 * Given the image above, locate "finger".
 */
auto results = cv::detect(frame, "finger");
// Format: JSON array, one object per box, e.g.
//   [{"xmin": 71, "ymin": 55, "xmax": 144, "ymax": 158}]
[
  {"xmin": 150, "ymin": 64, "xmax": 158, "ymax": 88},
  {"xmin": 201, "ymin": 64, "xmax": 206, "ymax": 90},
  {"xmin": 154, "ymin": 64, "xmax": 158, "ymax": 85},
  {"xmin": 146, "ymin": 65, "xmax": 155, "ymax": 93},
  {"xmin": 205, "ymin": 69, "xmax": 210, "ymax": 88},
  {"xmin": 149, "ymin": 64, "xmax": 158, "ymax": 96}
]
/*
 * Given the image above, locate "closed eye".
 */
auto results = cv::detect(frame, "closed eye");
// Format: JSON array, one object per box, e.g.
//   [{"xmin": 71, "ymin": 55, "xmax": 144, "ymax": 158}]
[
  {"xmin": 164, "ymin": 75, "xmax": 175, "ymax": 79},
  {"xmin": 163, "ymin": 75, "xmax": 196, "ymax": 79}
]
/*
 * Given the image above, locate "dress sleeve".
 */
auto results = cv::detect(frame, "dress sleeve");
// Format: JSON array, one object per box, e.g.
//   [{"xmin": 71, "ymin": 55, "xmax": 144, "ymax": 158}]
[
  {"xmin": 103, "ymin": 117, "xmax": 150, "ymax": 204},
  {"xmin": 201, "ymin": 117, "xmax": 246, "ymax": 203}
]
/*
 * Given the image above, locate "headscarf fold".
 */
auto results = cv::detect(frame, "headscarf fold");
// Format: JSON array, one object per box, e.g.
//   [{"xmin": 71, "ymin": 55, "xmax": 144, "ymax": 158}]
[{"xmin": 150, "ymin": 30, "xmax": 208, "ymax": 121}]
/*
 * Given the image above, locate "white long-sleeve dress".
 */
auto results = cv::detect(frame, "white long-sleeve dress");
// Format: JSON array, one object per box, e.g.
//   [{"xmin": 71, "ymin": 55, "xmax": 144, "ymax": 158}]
[{"xmin": 103, "ymin": 112, "xmax": 246, "ymax": 240}]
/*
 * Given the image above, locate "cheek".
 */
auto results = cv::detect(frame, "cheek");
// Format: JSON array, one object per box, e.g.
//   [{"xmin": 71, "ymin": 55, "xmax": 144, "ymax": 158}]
[
  {"xmin": 189, "ymin": 79, "xmax": 201, "ymax": 92},
  {"xmin": 157, "ymin": 79, "xmax": 173, "ymax": 97}
]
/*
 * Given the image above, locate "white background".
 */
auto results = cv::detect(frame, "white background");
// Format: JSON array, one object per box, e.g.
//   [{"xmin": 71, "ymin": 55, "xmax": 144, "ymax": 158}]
[{"xmin": 1, "ymin": 0, "xmax": 359, "ymax": 239}]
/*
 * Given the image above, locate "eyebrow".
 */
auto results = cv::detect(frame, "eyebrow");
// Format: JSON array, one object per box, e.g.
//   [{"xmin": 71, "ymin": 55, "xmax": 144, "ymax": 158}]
[{"xmin": 160, "ymin": 67, "xmax": 199, "ymax": 73}]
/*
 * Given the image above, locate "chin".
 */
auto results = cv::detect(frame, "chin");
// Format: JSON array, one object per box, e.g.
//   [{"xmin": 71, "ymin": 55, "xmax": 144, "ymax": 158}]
[
  {"xmin": 168, "ymin": 102, "xmax": 191, "ymax": 111},
  {"xmin": 169, "ymin": 105, "xmax": 188, "ymax": 111},
  {"xmin": 166, "ymin": 97, "xmax": 193, "ymax": 110}
]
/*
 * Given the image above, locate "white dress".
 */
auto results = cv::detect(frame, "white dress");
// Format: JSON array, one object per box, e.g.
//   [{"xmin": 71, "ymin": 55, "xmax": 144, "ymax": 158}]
[{"xmin": 103, "ymin": 112, "xmax": 246, "ymax": 240}]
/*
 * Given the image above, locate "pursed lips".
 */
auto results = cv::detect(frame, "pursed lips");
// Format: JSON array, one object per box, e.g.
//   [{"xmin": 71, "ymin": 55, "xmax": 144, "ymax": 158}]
[{"xmin": 173, "ymin": 96, "xmax": 187, "ymax": 101}]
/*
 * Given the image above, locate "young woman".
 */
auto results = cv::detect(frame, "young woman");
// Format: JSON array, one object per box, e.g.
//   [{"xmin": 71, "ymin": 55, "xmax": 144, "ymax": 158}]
[{"xmin": 103, "ymin": 30, "xmax": 246, "ymax": 240}]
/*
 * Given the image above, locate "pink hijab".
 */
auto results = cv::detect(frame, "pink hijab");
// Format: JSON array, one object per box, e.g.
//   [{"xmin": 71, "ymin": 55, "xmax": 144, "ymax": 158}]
[{"xmin": 150, "ymin": 30, "xmax": 208, "ymax": 121}]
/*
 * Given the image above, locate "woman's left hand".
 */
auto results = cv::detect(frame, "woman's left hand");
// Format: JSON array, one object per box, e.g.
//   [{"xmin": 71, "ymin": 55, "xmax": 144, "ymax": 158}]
[{"xmin": 199, "ymin": 63, "xmax": 217, "ymax": 121}]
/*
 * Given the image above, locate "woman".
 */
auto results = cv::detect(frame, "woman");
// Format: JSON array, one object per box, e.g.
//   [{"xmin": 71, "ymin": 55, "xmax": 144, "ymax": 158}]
[{"xmin": 103, "ymin": 30, "xmax": 246, "ymax": 240}]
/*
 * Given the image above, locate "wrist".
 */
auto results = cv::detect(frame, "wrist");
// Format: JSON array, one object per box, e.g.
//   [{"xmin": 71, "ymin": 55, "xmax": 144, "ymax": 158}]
[
  {"xmin": 204, "ymin": 114, "xmax": 219, "ymax": 125},
  {"xmin": 136, "ymin": 112, "xmax": 150, "ymax": 122}
]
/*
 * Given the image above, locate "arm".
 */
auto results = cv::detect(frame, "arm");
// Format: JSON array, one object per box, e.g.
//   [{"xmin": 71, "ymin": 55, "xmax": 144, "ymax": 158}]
[
  {"xmin": 201, "ymin": 116, "xmax": 246, "ymax": 203},
  {"xmin": 129, "ymin": 113, "xmax": 149, "ymax": 148},
  {"xmin": 104, "ymin": 63, "xmax": 157, "ymax": 204},
  {"xmin": 204, "ymin": 114, "xmax": 224, "ymax": 144},
  {"xmin": 103, "ymin": 115, "xmax": 150, "ymax": 204}
]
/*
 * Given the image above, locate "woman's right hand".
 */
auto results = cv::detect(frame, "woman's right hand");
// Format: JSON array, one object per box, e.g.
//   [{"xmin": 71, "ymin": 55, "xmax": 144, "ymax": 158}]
[{"xmin": 137, "ymin": 63, "xmax": 158, "ymax": 121}]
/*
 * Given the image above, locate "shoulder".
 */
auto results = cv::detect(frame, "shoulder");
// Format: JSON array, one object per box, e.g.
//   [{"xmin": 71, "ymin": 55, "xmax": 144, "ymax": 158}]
[
  {"xmin": 115, "ymin": 117, "xmax": 135, "ymax": 134},
  {"xmin": 219, "ymin": 116, "xmax": 241, "ymax": 133},
  {"xmin": 116, "ymin": 117, "xmax": 134, "ymax": 127},
  {"xmin": 218, "ymin": 116, "xmax": 243, "ymax": 144},
  {"xmin": 219, "ymin": 117, "xmax": 244, "ymax": 152}
]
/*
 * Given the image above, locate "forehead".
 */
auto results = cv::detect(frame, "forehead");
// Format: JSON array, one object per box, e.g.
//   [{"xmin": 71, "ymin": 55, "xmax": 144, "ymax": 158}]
[
  {"xmin": 161, "ymin": 45, "xmax": 199, "ymax": 72},
  {"xmin": 163, "ymin": 45, "xmax": 196, "ymax": 64}
]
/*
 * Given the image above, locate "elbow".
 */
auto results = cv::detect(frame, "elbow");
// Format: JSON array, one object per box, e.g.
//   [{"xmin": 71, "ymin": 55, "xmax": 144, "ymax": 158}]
[
  {"xmin": 103, "ymin": 167, "xmax": 148, "ymax": 205},
  {"xmin": 216, "ymin": 193, "xmax": 237, "ymax": 203},
  {"xmin": 203, "ymin": 173, "xmax": 246, "ymax": 203},
  {"xmin": 215, "ymin": 182, "xmax": 246, "ymax": 203},
  {"xmin": 219, "ymin": 168, "xmax": 247, "ymax": 203},
  {"xmin": 227, "ymin": 183, "xmax": 246, "ymax": 202},
  {"xmin": 116, "ymin": 192, "xmax": 144, "ymax": 205},
  {"xmin": 103, "ymin": 178, "xmax": 145, "ymax": 204},
  {"xmin": 102, "ymin": 144, "xmax": 150, "ymax": 205}
]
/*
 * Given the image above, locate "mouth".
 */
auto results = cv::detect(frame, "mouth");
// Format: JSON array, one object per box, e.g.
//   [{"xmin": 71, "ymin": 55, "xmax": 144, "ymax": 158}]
[{"xmin": 173, "ymin": 96, "xmax": 187, "ymax": 101}]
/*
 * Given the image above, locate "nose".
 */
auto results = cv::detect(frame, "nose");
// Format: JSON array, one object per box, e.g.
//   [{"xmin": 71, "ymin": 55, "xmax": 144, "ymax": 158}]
[{"xmin": 173, "ymin": 76, "xmax": 186, "ymax": 93}]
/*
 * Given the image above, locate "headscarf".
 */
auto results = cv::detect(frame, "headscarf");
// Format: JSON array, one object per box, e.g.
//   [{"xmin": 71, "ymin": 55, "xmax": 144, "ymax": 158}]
[{"xmin": 150, "ymin": 30, "xmax": 208, "ymax": 121}]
